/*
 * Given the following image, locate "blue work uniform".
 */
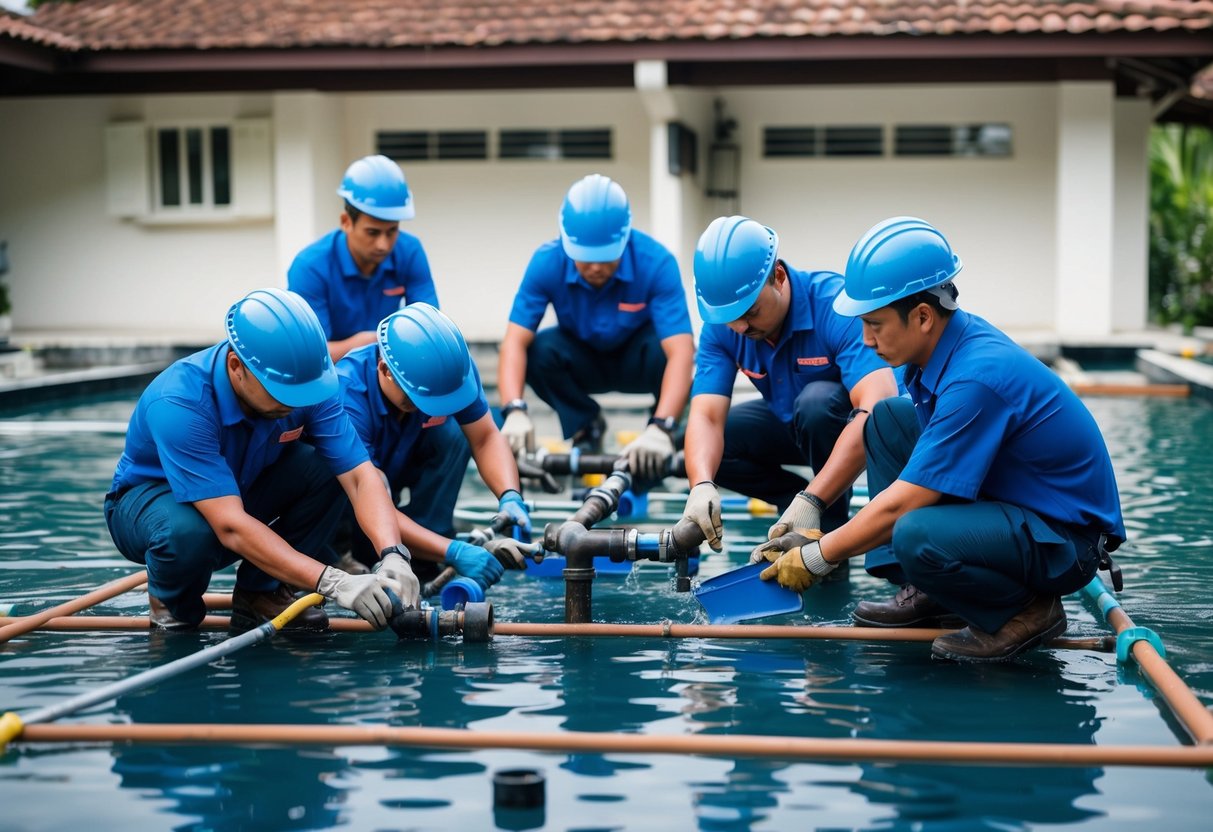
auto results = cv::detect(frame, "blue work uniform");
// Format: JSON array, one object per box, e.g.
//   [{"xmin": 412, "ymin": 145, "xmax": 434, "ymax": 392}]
[
  {"xmin": 507, "ymin": 230, "xmax": 692, "ymax": 438},
  {"xmin": 104, "ymin": 343, "xmax": 368, "ymax": 625},
  {"xmin": 861, "ymin": 309, "xmax": 1126, "ymax": 632},
  {"xmin": 692, "ymin": 265, "xmax": 895, "ymax": 527},
  {"xmin": 288, "ymin": 229, "xmax": 439, "ymax": 341},
  {"xmin": 336, "ymin": 344, "xmax": 488, "ymax": 562}
]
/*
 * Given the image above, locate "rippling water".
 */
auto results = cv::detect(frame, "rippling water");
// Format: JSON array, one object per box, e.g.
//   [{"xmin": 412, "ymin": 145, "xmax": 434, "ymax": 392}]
[{"xmin": 1, "ymin": 392, "xmax": 1211, "ymax": 831}]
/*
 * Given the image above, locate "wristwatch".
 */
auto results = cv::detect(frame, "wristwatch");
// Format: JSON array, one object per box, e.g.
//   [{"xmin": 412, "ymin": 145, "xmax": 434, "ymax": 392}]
[
  {"xmin": 647, "ymin": 415, "xmax": 677, "ymax": 434},
  {"xmin": 379, "ymin": 544, "xmax": 412, "ymax": 564},
  {"xmin": 501, "ymin": 399, "xmax": 528, "ymax": 418}
]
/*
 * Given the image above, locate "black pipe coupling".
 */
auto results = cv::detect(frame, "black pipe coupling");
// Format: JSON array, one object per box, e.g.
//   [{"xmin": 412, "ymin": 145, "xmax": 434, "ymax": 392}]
[{"xmin": 387, "ymin": 601, "xmax": 493, "ymax": 643}]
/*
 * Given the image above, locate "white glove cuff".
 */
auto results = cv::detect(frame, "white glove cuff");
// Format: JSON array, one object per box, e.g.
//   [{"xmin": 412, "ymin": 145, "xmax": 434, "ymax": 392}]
[{"xmin": 799, "ymin": 541, "xmax": 837, "ymax": 576}]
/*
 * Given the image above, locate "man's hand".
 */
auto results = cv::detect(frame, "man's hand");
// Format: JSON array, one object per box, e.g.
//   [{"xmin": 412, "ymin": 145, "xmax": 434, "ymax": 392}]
[
  {"xmin": 495, "ymin": 489, "xmax": 532, "ymax": 538},
  {"xmin": 680, "ymin": 481, "xmax": 723, "ymax": 552},
  {"xmin": 373, "ymin": 546, "xmax": 419, "ymax": 608},
  {"xmin": 767, "ymin": 491, "xmax": 827, "ymax": 540},
  {"xmin": 445, "ymin": 540, "xmax": 506, "ymax": 589},
  {"xmin": 755, "ymin": 529, "xmax": 836, "ymax": 592},
  {"xmin": 501, "ymin": 410, "xmax": 535, "ymax": 456},
  {"xmin": 315, "ymin": 567, "xmax": 396, "ymax": 629},
  {"xmin": 484, "ymin": 537, "xmax": 530, "ymax": 570},
  {"xmin": 621, "ymin": 423, "xmax": 675, "ymax": 481}
]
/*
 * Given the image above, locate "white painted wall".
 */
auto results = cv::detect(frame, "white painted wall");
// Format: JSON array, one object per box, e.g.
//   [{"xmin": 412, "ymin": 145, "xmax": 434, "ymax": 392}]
[
  {"xmin": 727, "ymin": 83, "xmax": 1061, "ymax": 331},
  {"xmin": 0, "ymin": 81, "xmax": 1152, "ymax": 343}
]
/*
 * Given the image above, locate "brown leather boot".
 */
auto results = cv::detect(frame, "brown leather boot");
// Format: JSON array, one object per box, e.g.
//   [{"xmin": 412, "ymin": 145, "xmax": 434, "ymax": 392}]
[
  {"xmin": 930, "ymin": 595, "xmax": 1066, "ymax": 663},
  {"xmin": 148, "ymin": 595, "xmax": 199, "ymax": 631},
  {"xmin": 851, "ymin": 584, "xmax": 965, "ymax": 628},
  {"xmin": 230, "ymin": 585, "xmax": 329, "ymax": 634}
]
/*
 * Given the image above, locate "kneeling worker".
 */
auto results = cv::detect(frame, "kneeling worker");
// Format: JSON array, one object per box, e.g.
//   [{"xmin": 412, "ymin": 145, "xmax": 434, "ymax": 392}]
[
  {"xmin": 105, "ymin": 289, "xmax": 418, "ymax": 633},
  {"xmin": 336, "ymin": 303, "xmax": 532, "ymax": 589},
  {"xmin": 755, "ymin": 217, "xmax": 1125, "ymax": 663}
]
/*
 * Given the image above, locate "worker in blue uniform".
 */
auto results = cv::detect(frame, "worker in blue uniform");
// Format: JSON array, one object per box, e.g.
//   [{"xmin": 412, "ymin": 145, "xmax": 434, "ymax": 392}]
[
  {"xmin": 677, "ymin": 216, "xmax": 900, "ymax": 566},
  {"xmin": 104, "ymin": 289, "xmax": 418, "ymax": 634},
  {"xmin": 288, "ymin": 154, "xmax": 461, "ymax": 544},
  {"xmin": 288, "ymin": 154, "xmax": 438, "ymax": 362},
  {"xmin": 754, "ymin": 217, "xmax": 1126, "ymax": 662},
  {"xmin": 497, "ymin": 174, "xmax": 694, "ymax": 480},
  {"xmin": 336, "ymin": 303, "xmax": 532, "ymax": 588}
]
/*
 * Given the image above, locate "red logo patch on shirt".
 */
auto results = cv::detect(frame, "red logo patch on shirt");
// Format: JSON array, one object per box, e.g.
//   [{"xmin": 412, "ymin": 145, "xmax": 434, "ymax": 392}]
[
  {"xmin": 422, "ymin": 415, "xmax": 447, "ymax": 428},
  {"xmin": 740, "ymin": 367, "xmax": 767, "ymax": 379},
  {"xmin": 797, "ymin": 357, "xmax": 830, "ymax": 367},
  {"xmin": 618, "ymin": 302, "xmax": 646, "ymax": 313},
  {"xmin": 278, "ymin": 427, "xmax": 304, "ymax": 443},
  {"xmin": 383, "ymin": 286, "xmax": 405, "ymax": 296}
]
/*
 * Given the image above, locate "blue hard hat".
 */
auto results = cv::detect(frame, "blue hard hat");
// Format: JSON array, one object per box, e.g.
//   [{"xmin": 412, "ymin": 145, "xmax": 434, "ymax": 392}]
[
  {"xmin": 559, "ymin": 174, "xmax": 631, "ymax": 262},
  {"xmin": 693, "ymin": 216, "xmax": 779, "ymax": 324},
  {"xmin": 377, "ymin": 303, "xmax": 478, "ymax": 416},
  {"xmin": 833, "ymin": 217, "xmax": 963, "ymax": 316},
  {"xmin": 337, "ymin": 155, "xmax": 414, "ymax": 221},
  {"xmin": 225, "ymin": 288, "xmax": 338, "ymax": 408}
]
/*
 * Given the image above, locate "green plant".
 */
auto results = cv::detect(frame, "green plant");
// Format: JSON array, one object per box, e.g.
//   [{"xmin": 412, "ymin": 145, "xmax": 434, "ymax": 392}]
[
  {"xmin": 1148, "ymin": 123, "xmax": 1213, "ymax": 333},
  {"xmin": 0, "ymin": 281, "xmax": 10, "ymax": 317}
]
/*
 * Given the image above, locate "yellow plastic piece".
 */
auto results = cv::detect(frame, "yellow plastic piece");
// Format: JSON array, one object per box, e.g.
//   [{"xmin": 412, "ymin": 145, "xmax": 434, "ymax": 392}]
[
  {"xmin": 615, "ymin": 430, "xmax": 639, "ymax": 447},
  {"xmin": 0, "ymin": 711, "xmax": 25, "ymax": 748},
  {"xmin": 748, "ymin": 498, "xmax": 778, "ymax": 515},
  {"xmin": 582, "ymin": 474, "xmax": 605, "ymax": 487},
  {"xmin": 542, "ymin": 438, "xmax": 569, "ymax": 453},
  {"xmin": 1180, "ymin": 346, "xmax": 1197, "ymax": 359}
]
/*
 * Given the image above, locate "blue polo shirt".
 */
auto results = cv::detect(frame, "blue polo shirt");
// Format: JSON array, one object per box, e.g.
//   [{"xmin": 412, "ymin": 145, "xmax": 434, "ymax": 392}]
[
  {"xmin": 110, "ymin": 344, "xmax": 368, "ymax": 503},
  {"xmin": 692, "ymin": 265, "xmax": 894, "ymax": 422},
  {"xmin": 287, "ymin": 229, "xmax": 439, "ymax": 341},
  {"xmin": 901, "ymin": 309, "xmax": 1125, "ymax": 546},
  {"xmin": 507, "ymin": 230, "xmax": 692, "ymax": 351},
  {"xmin": 337, "ymin": 344, "xmax": 490, "ymax": 486}
]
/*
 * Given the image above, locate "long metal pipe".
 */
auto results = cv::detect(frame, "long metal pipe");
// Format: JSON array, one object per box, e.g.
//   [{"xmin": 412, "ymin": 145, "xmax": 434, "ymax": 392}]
[
  {"xmin": 0, "ymin": 614, "xmax": 1112, "ymax": 651},
  {"xmin": 13, "ymin": 722, "xmax": 1213, "ymax": 769},
  {"xmin": 0, "ymin": 571, "xmax": 148, "ymax": 645}
]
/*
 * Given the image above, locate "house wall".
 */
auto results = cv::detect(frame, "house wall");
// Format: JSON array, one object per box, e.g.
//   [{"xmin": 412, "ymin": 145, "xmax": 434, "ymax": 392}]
[{"xmin": 0, "ymin": 81, "xmax": 1148, "ymax": 343}]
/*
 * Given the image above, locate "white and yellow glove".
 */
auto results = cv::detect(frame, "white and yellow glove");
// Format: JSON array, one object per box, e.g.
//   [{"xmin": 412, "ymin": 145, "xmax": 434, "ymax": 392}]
[
  {"xmin": 754, "ymin": 529, "xmax": 836, "ymax": 592},
  {"xmin": 621, "ymin": 423, "xmax": 675, "ymax": 481}
]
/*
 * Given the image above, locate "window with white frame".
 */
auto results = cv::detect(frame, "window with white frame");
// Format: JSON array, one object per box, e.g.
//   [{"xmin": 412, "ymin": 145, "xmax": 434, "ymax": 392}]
[{"xmin": 154, "ymin": 125, "xmax": 232, "ymax": 210}]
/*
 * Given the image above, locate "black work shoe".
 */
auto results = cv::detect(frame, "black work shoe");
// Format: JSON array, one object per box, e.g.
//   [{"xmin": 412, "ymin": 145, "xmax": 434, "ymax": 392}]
[
  {"xmin": 229, "ymin": 585, "xmax": 329, "ymax": 634},
  {"xmin": 851, "ymin": 584, "xmax": 965, "ymax": 628},
  {"xmin": 931, "ymin": 595, "xmax": 1067, "ymax": 663},
  {"xmin": 571, "ymin": 414, "xmax": 607, "ymax": 455},
  {"xmin": 148, "ymin": 595, "xmax": 200, "ymax": 631}
]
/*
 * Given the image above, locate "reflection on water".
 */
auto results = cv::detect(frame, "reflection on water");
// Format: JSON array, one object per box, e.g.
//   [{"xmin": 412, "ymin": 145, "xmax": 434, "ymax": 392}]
[{"xmin": 2, "ymin": 392, "xmax": 1213, "ymax": 830}]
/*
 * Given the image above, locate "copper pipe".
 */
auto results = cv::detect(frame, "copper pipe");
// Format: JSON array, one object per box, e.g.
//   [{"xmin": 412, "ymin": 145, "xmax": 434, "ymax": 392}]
[
  {"xmin": 16, "ymin": 722, "xmax": 1213, "ymax": 769},
  {"xmin": 0, "ymin": 615, "xmax": 1111, "ymax": 650},
  {"xmin": 1069, "ymin": 383, "xmax": 1189, "ymax": 398},
  {"xmin": 0, "ymin": 571, "xmax": 148, "ymax": 644},
  {"xmin": 1100, "ymin": 601, "xmax": 1213, "ymax": 744}
]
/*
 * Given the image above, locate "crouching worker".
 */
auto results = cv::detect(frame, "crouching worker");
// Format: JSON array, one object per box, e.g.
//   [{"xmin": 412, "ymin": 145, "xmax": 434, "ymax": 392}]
[
  {"xmin": 105, "ymin": 289, "xmax": 418, "ymax": 633},
  {"xmin": 754, "ymin": 217, "xmax": 1125, "ymax": 663},
  {"xmin": 335, "ymin": 303, "xmax": 532, "ymax": 590}
]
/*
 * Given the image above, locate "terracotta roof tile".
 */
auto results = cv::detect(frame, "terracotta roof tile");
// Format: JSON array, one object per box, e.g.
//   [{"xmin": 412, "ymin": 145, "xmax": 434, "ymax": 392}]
[
  {"xmin": 0, "ymin": 10, "xmax": 82, "ymax": 49},
  {"xmin": 18, "ymin": 0, "xmax": 1213, "ymax": 52}
]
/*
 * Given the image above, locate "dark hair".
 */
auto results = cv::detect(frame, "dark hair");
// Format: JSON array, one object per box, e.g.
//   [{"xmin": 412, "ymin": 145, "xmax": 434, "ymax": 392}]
[
  {"xmin": 888, "ymin": 288, "xmax": 957, "ymax": 323},
  {"xmin": 343, "ymin": 200, "xmax": 364, "ymax": 224}
]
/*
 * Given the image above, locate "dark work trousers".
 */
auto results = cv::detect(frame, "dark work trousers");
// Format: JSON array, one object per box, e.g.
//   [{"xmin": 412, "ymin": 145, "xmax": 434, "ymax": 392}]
[
  {"xmin": 104, "ymin": 442, "xmax": 345, "ymax": 626},
  {"xmin": 345, "ymin": 416, "xmax": 470, "ymax": 582},
  {"xmin": 525, "ymin": 324, "xmax": 667, "ymax": 439},
  {"xmin": 715, "ymin": 380, "xmax": 853, "ymax": 530},
  {"xmin": 861, "ymin": 396, "xmax": 1101, "ymax": 633}
]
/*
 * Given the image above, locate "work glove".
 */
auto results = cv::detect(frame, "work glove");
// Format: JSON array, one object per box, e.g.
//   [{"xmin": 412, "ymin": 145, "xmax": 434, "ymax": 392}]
[
  {"xmin": 445, "ymin": 539, "xmax": 505, "ymax": 589},
  {"xmin": 766, "ymin": 491, "xmax": 827, "ymax": 541},
  {"xmin": 373, "ymin": 545, "xmax": 420, "ymax": 609},
  {"xmin": 315, "ymin": 566, "xmax": 396, "ymax": 630},
  {"xmin": 755, "ymin": 529, "xmax": 836, "ymax": 592},
  {"xmin": 494, "ymin": 489, "xmax": 532, "ymax": 538},
  {"xmin": 620, "ymin": 423, "xmax": 676, "ymax": 481},
  {"xmin": 679, "ymin": 481, "xmax": 723, "ymax": 552},
  {"xmin": 484, "ymin": 536, "xmax": 531, "ymax": 570},
  {"xmin": 501, "ymin": 410, "xmax": 535, "ymax": 456}
]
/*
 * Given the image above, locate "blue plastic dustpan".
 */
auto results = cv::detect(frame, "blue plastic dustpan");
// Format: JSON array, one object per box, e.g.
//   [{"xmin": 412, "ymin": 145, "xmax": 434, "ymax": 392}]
[{"xmin": 693, "ymin": 563, "xmax": 804, "ymax": 624}]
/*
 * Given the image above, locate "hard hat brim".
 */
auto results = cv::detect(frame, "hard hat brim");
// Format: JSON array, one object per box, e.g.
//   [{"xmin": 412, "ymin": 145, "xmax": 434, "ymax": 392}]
[
  {"xmin": 831, "ymin": 290, "xmax": 888, "ymax": 318},
  {"xmin": 405, "ymin": 372, "xmax": 480, "ymax": 418},
  {"xmin": 261, "ymin": 367, "xmax": 340, "ymax": 409},
  {"xmin": 560, "ymin": 234, "xmax": 628, "ymax": 263},
  {"xmin": 696, "ymin": 281, "xmax": 764, "ymax": 325}
]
